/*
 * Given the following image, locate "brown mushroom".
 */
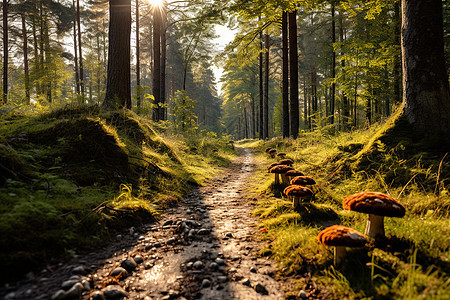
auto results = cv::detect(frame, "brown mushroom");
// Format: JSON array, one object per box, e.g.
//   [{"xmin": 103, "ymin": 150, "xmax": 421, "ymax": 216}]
[
  {"xmin": 283, "ymin": 185, "xmax": 314, "ymax": 209},
  {"xmin": 268, "ymin": 148, "xmax": 277, "ymax": 158},
  {"xmin": 267, "ymin": 162, "xmax": 282, "ymax": 171},
  {"xmin": 278, "ymin": 159, "xmax": 294, "ymax": 166},
  {"xmin": 318, "ymin": 225, "xmax": 367, "ymax": 266},
  {"xmin": 342, "ymin": 191, "xmax": 406, "ymax": 239},
  {"xmin": 265, "ymin": 147, "xmax": 273, "ymax": 153},
  {"xmin": 277, "ymin": 152, "xmax": 287, "ymax": 159},
  {"xmin": 284, "ymin": 170, "xmax": 305, "ymax": 181},
  {"xmin": 290, "ymin": 176, "xmax": 316, "ymax": 186},
  {"xmin": 269, "ymin": 165, "xmax": 294, "ymax": 184}
]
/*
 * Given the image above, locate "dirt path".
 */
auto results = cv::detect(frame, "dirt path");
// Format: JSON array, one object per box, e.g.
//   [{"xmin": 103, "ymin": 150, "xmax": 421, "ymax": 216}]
[{"xmin": 3, "ymin": 148, "xmax": 286, "ymax": 300}]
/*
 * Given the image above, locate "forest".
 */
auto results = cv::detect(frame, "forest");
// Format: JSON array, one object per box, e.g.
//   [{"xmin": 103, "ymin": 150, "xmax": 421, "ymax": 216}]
[{"xmin": 0, "ymin": 0, "xmax": 449, "ymax": 299}]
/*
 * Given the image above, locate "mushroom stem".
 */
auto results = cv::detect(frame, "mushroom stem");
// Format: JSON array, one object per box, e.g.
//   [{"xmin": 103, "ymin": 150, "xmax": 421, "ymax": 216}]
[
  {"xmin": 274, "ymin": 174, "xmax": 280, "ymax": 184},
  {"xmin": 281, "ymin": 174, "xmax": 289, "ymax": 185},
  {"xmin": 293, "ymin": 196, "xmax": 300, "ymax": 210},
  {"xmin": 365, "ymin": 214, "xmax": 385, "ymax": 238},
  {"xmin": 334, "ymin": 246, "xmax": 347, "ymax": 266}
]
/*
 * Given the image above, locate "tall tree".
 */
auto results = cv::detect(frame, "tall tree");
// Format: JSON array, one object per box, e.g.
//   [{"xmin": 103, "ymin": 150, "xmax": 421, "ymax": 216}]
[
  {"xmin": 288, "ymin": 10, "xmax": 299, "ymax": 138},
  {"xmin": 264, "ymin": 32, "xmax": 269, "ymax": 139},
  {"xmin": 402, "ymin": 0, "xmax": 450, "ymax": 140},
  {"xmin": 152, "ymin": 4, "xmax": 161, "ymax": 121},
  {"xmin": 282, "ymin": 11, "xmax": 289, "ymax": 138},
  {"xmin": 103, "ymin": 0, "xmax": 131, "ymax": 109},
  {"xmin": 2, "ymin": 0, "xmax": 8, "ymax": 104},
  {"xmin": 160, "ymin": 5, "xmax": 166, "ymax": 121},
  {"xmin": 136, "ymin": 0, "xmax": 141, "ymax": 108},
  {"xmin": 330, "ymin": 2, "xmax": 336, "ymax": 125},
  {"xmin": 21, "ymin": 13, "xmax": 30, "ymax": 104},
  {"xmin": 259, "ymin": 18, "xmax": 264, "ymax": 139},
  {"xmin": 76, "ymin": 0, "xmax": 84, "ymax": 100}
]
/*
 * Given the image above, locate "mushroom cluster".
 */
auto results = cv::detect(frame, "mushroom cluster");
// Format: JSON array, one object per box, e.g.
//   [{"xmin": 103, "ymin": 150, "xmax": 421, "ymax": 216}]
[{"xmin": 343, "ymin": 191, "xmax": 406, "ymax": 239}]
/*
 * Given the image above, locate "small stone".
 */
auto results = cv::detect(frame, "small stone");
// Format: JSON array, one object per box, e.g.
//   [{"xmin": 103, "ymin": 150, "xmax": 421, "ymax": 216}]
[
  {"xmin": 186, "ymin": 209, "xmax": 193, "ymax": 214},
  {"xmin": 188, "ymin": 229, "xmax": 197, "ymax": 237},
  {"xmin": 68, "ymin": 275, "xmax": 82, "ymax": 281},
  {"xmin": 197, "ymin": 229, "xmax": 210, "ymax": 235},
  {"xmin": 72, "ymin": 265, "xmax": 88, "ymax": 275},
  {"xmin": 145, "ymin": 262, "xmax": 153, "ymax": 270},
  {"xmin": 208, "ymin": 262, "xmax": 219, "ymax": 271},
  {"xmin": 102, "ymin": 285, "xmax": 128, "ymax": 299},
  {"xmin": 24, "ymin": 289, "xmax": 33, "ymax": 297},
  {"xmin": 201, "ymin": 279, "xmax": 211, "ymax": 288},
  {"xmin": 134, "ymin": 255, "xmax": 144, "ymax": 264},
  {"xmin": 250, "ymin": 266, "xmax": 257, "ymax": 273},
  {"xmin": 186, "ymin": 262, "xmax": 194, "ymax": 270},
  {"xmin": 193, "ymin": 261, "xmax": 204, "ymax": 270},
  {"xmin": 90, "ymin": 290, "xmax": 105, "ymax": 300},
  {"xmin": 225, "ymin": 232, "xmax": 233, "ymax": 238},
  {"xmin": 298, "ymin": 290, "xmax": 307, "ymax": 299},
  {"xmin": 65, "ymin": 282, "xmax": 84, "ymax": 298},
  {"xmin": 51, "ymin": 290, "xmax": 66, "ymax": 300},
  {"xmin": 61, "ymin": 279, "xmax": 79, "ymax": 291},
  {"xmin": 4, "ymin": 292, "xmax": 16, "ymax": 300},
  {"xmin": 214, "ymin": 258, "xmax": 225, "ymax": 266},
  {"xmin": 167, "ymin": 237, "xmax": 176, "ymax": 245},
  {"xmin": 255, "ymin": 283, "xmax": 268, "ymax": 295},
  {"xmin": 110, "ymin": 267, "xmax": 128, "ymax": 279},
  {"xmin": 242, "ymin": 278, "xmax": 251, "ymax": 286},
  {"xmin": 217, "ymin": 276, "xmax": 227, "ymax": 283},
  {"xmin": 116, "ymin": 234, "xmax": 122, "ymax": 240},
  {"xmin": 169, "ymin": 290, "xmax": 178, "ymax": 298},
  {"xmin": 163, "ymin": 220, "xmax": 173, "ymax": 226},
  {"xmin": 82, "ymin": 279, "xmax": 91, "ymax": 291},
  {"xmin": 121, "ymin": 258, "xmax": 137, "ymax": 272}
]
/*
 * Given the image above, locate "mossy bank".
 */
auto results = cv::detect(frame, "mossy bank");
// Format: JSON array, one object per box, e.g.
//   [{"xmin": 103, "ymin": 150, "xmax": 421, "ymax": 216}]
[{"xmin": 0, "ymin": 105, "xmax": 236, "ymax": 282}]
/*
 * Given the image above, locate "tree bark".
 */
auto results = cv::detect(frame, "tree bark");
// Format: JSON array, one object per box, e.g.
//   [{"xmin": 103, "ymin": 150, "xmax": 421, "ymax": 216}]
[
  {"xmin": 160, "ymin": 8, "xmax": 166, "ymax": 121},
  {"xmin": 282, "ymin": 11, "xmax": 289, "ymax": 138},
  {"xmin": 136, "ymin": 0, "xmax": 141, "ymax": 108},
  {"xmin": 2, "ymin": 0, "xmax": 8, "ymax": 104},
  {"xmin": 77, "ymin": 0, "xmax": 85, "ymax": 101},
  {"xmin": 73, "ymin": 0, "xmax": 80, "ymax": 96},
  {"xmin": 330, "ymin": 3, "xmax": 336, "ymax": 125},
  {"xmin": 22, "ymin": 14, "xmax": 30, "ymax": 104},
  {"xmin": 339, "ymin": 10, "xmax": 349, "ymax": 130},
  {"xmin": 251, "ymin": 95, "xmax": 256, "ymax": 138},
  {"xmin": 152, "ymin": 5, "xmax": 161, "ymax": 121},
  {"xmin": 259, "ymin": 20, "xmax": 264, "ymax": 139},
  {"xmin": 402, "ymin": 0, "xmax": 450, "ymax": 140},
  {"xmin": 264, "ymin": 33, "xmax": 270, "ymax": 139},
  {"xmin": 288, "ymin": 10, "xmax": 299, "ymax": 138},
  {"xmin": 393, "ymin": 1, "xmax": 401, "ymax": 105},
  {"xmin": 103, "ymin": 0, "xmax": 131, "ymax": 109}
]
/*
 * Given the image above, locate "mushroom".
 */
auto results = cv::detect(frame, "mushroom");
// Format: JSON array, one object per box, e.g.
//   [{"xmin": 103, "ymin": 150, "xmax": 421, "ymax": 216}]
[
  {"xmin": 283, "ymin": 185, "xmax": 314, "ymax": 209},
  {"xmin": 284, "ymin": 170, "xmax": 305, "ymax": 182},
  {"xmin": 277, "ymin": 152, "xmax": 287, "ymax": 159},
  {"xmin": 317, "ymin": 225, "xmax": 367, "ymax": 266},
  {"xmin": 290, "ymin": 175, "xmax": 316, "ymax": 186},
  {"xmin": 342, "ymin": 191, "xmax": 406, "ymax": 239},
  {"xmin": 278, "ymin": 159, "xmax": 294, "ymax": 166},
  {"xmin": 265, "ymin": 147, "xmax": 273, "ymax": 153},
  {"xmin": 268, "ymin": 149, "xmax": 277, "ymax": 158},
  {"xmin": 267, "ymin": 162, "xmax": 282, "ymax": 171},
  {"xmin": 269, "ymin": 165, "xmax": 294, "ymax": 185}
]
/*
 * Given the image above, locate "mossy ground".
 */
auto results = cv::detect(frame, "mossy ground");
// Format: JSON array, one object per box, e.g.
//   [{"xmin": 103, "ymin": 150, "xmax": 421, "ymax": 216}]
[
  {"xmin": 239, "ymin": 112, "xmax": 450, "ymax": 299},
  {"xmin": 0, "ymin": 105, "xmax": 236, "ymax": 282}
]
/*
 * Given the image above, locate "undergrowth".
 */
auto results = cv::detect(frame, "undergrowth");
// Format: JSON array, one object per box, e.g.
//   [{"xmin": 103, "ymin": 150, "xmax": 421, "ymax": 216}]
[
  {"xmin": 0, "ymin": 104, "xmax": 236, "ymax": 282},
  {"xmin": 240, "ymin": 112, "xmax": 450, "ymax": 299}
]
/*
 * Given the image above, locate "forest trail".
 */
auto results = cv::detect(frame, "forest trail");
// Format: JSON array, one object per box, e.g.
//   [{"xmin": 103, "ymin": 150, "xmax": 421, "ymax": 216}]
[{"xmin": 6, "ymin": 148, "xmax": 287, "ymax": 300}]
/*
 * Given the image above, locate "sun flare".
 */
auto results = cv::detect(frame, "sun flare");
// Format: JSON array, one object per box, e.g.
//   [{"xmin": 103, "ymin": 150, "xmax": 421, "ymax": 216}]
[{"xmin": 147, "ymin": 0, "xmax": 164, "ymax": 7}]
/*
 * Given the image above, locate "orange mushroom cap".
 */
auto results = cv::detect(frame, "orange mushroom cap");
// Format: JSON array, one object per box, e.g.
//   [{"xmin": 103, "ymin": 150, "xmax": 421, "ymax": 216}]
[
  {"xmin": 290, "ymin": 176, "xmax": 316, "ymax": 185},
  {"xmin": 285, "ymin": 170, "xmax": 305, "ymax": 177},
  {"xmin": 283, "ymin": 185, "xmax": 314, "ymax": 197},
  {"xmin": 269, "ymin": 165, "xmax": 294, "ymax": 174},
  {"xmin": 343, "ymin": 191, "xmax": 406, "ymax": 218},
  {"xmin": 318, "ymin": 225, "xmax": 367, "ymax": 247}
]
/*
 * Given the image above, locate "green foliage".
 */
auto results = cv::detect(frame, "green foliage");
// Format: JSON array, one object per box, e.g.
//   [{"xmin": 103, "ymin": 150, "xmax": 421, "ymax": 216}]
[{"xmin": 171, "ymin": 90, "xmax": 199, "ymax": 135}]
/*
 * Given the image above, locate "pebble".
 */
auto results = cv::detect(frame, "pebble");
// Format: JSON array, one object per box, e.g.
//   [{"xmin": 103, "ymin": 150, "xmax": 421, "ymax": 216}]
[
  {"xmin": 90, "ymin": 290, "xmax": 105, "ymax": 300},
  {"xmin": 121, "ymin": 258, "xmax": 137, "ymax": 272},
  {"xmin": 51, "ymin": 290, "xmax": 66, "ymax": 300},
  {"xmin": 102, "ymin": 285, "xmax": 128, "ymax": 299},
  {"xmin": 65, "ymin": 282, "xmax": 84, "ymax": 298},
  {"xmin": 72, "ymin": 265, "xmax": 88, "ymax": 275},
  {"xmin": 134, "ymin": 255, "xmax": 144, "ymax": 264},
  {"xmin": 298, "ymin": 290, "xmax": 307, "ymax": 299},
  {"xmin": 242, "ymin": 278, "xmax": 251, "ymax": 286},
  {"xmin": 250, "ymin": 266, "xmax": 257, "ymax": 273},
  {"xmin": 197, "ymin": 229, "xmax": 210, "ymax": 235},
  {"xmin": 4, "ymin": 292, "xmax": 16, "ymax": 300},
  {"xmin": 186, "ymin": 262, "xmax": 194, "ymax": 270},
  {"xmin": 145, "ymin": 262, "xmax": 153, "ymax": 270},
  {"xmin": 167, "ymin": 237, "xmax": 176, "ymax": 245},
  {"xmin": 225, "ymin": 232, "xmax": 233, "ymax": 238},
  {"xmin": 208, "ymin": 262, "xmax": 219, "ymax": 271},
  {"xmin": 82, "ymin": 279, "xmax": 91, "ymax": 291},
  {"xmin": 215, "ymin": 258, "xmax": 225, "ymax": 266},
  {"xmin": 110, "ymin": 267, "xmax": 128, "ymax": 279},
  {"xmin": 201, "ymin": 279, "xmax": 211, "ymax": 288},
  {"xmin": 217, "ymin": 276, "xmax": 228, "ymax": 283},
  {"xmin": 255, "ymin": 283, "xmax": 268, "ymax": 295},
  {"xmin": 193, "ymin": 261, "xmax": 204, "ymax": 270},
  {"xmin": 61, "ymin": 279, "xmax": 79, "ymax": 291}
]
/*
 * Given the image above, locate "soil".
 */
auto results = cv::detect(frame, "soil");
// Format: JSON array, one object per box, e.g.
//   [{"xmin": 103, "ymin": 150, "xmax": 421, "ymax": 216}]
[{"xmin": 2, "ymin": 148, "xmax": 296, "ymax": 300}]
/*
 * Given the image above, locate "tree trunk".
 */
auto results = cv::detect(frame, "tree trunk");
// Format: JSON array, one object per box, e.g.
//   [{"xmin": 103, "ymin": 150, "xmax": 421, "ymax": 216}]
[
  {"xmin": 303, "ymin": 74, "xmax": 308, "ymax": 129},
  {"xmin": 32, "ymin": 15, "xmax": 40, "ymax": 96},
  {"xmin": 311, "ymin": 67, "xmax": 317, "ymax": 123},
  {"xmin": 160, "ymin": 11, "xmax": 166, "ymax": 121},
  {"xmin": 152, "ymin": 6, "xmax": 161, "ymax": 120},
  {"xmin": 259, "ymin": 21, "xmax": 264, "ymax": 139},
  {"xmin": 330, "ymin": 3, "xmax": 336, "ymax": 125},
  {"xmin": 289, "ymin": 10, "xmax": 299, "ymax": 138},
  {"xmin": 402, "ymin": 0, "xmax": 450, "ymax": 140},
  {"xmin": 2, "ymin": 0, "xmax": 8, "ymax": 104},
  {"xmin": 77, "ymin": 0, "xmax": 84, "ymax": 101},
  {"xmin": 282, "ymin": 11, "xmax": 289, "ymax": 138},
  {"xmin": 393, "ymin": 1, "xmax": 401, "ymax": 105},
  {"xmin": 103, "ymin": 0, "xmax": 131, "ymax": 109},
  {"xmin": 73, "ymin": 0, "xmax": 80, "ymax": 96},
  {"xmin": 22, "ymin": 14, "xmax": 30, "ymax": 104},
  {"xmin": 44, "ymin": 17, "xmax": 51, "ymax": 103},
  {"xmin": 136, "ymin": 0, "xmax": 141, "ymax": 108},
  {"xmin": 339, "ymin": 10, "xmax": 349, "ymax": 130},
  {"xmin": 264, "ymin": 33, "xmax": 270, "ymax": 139}
]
